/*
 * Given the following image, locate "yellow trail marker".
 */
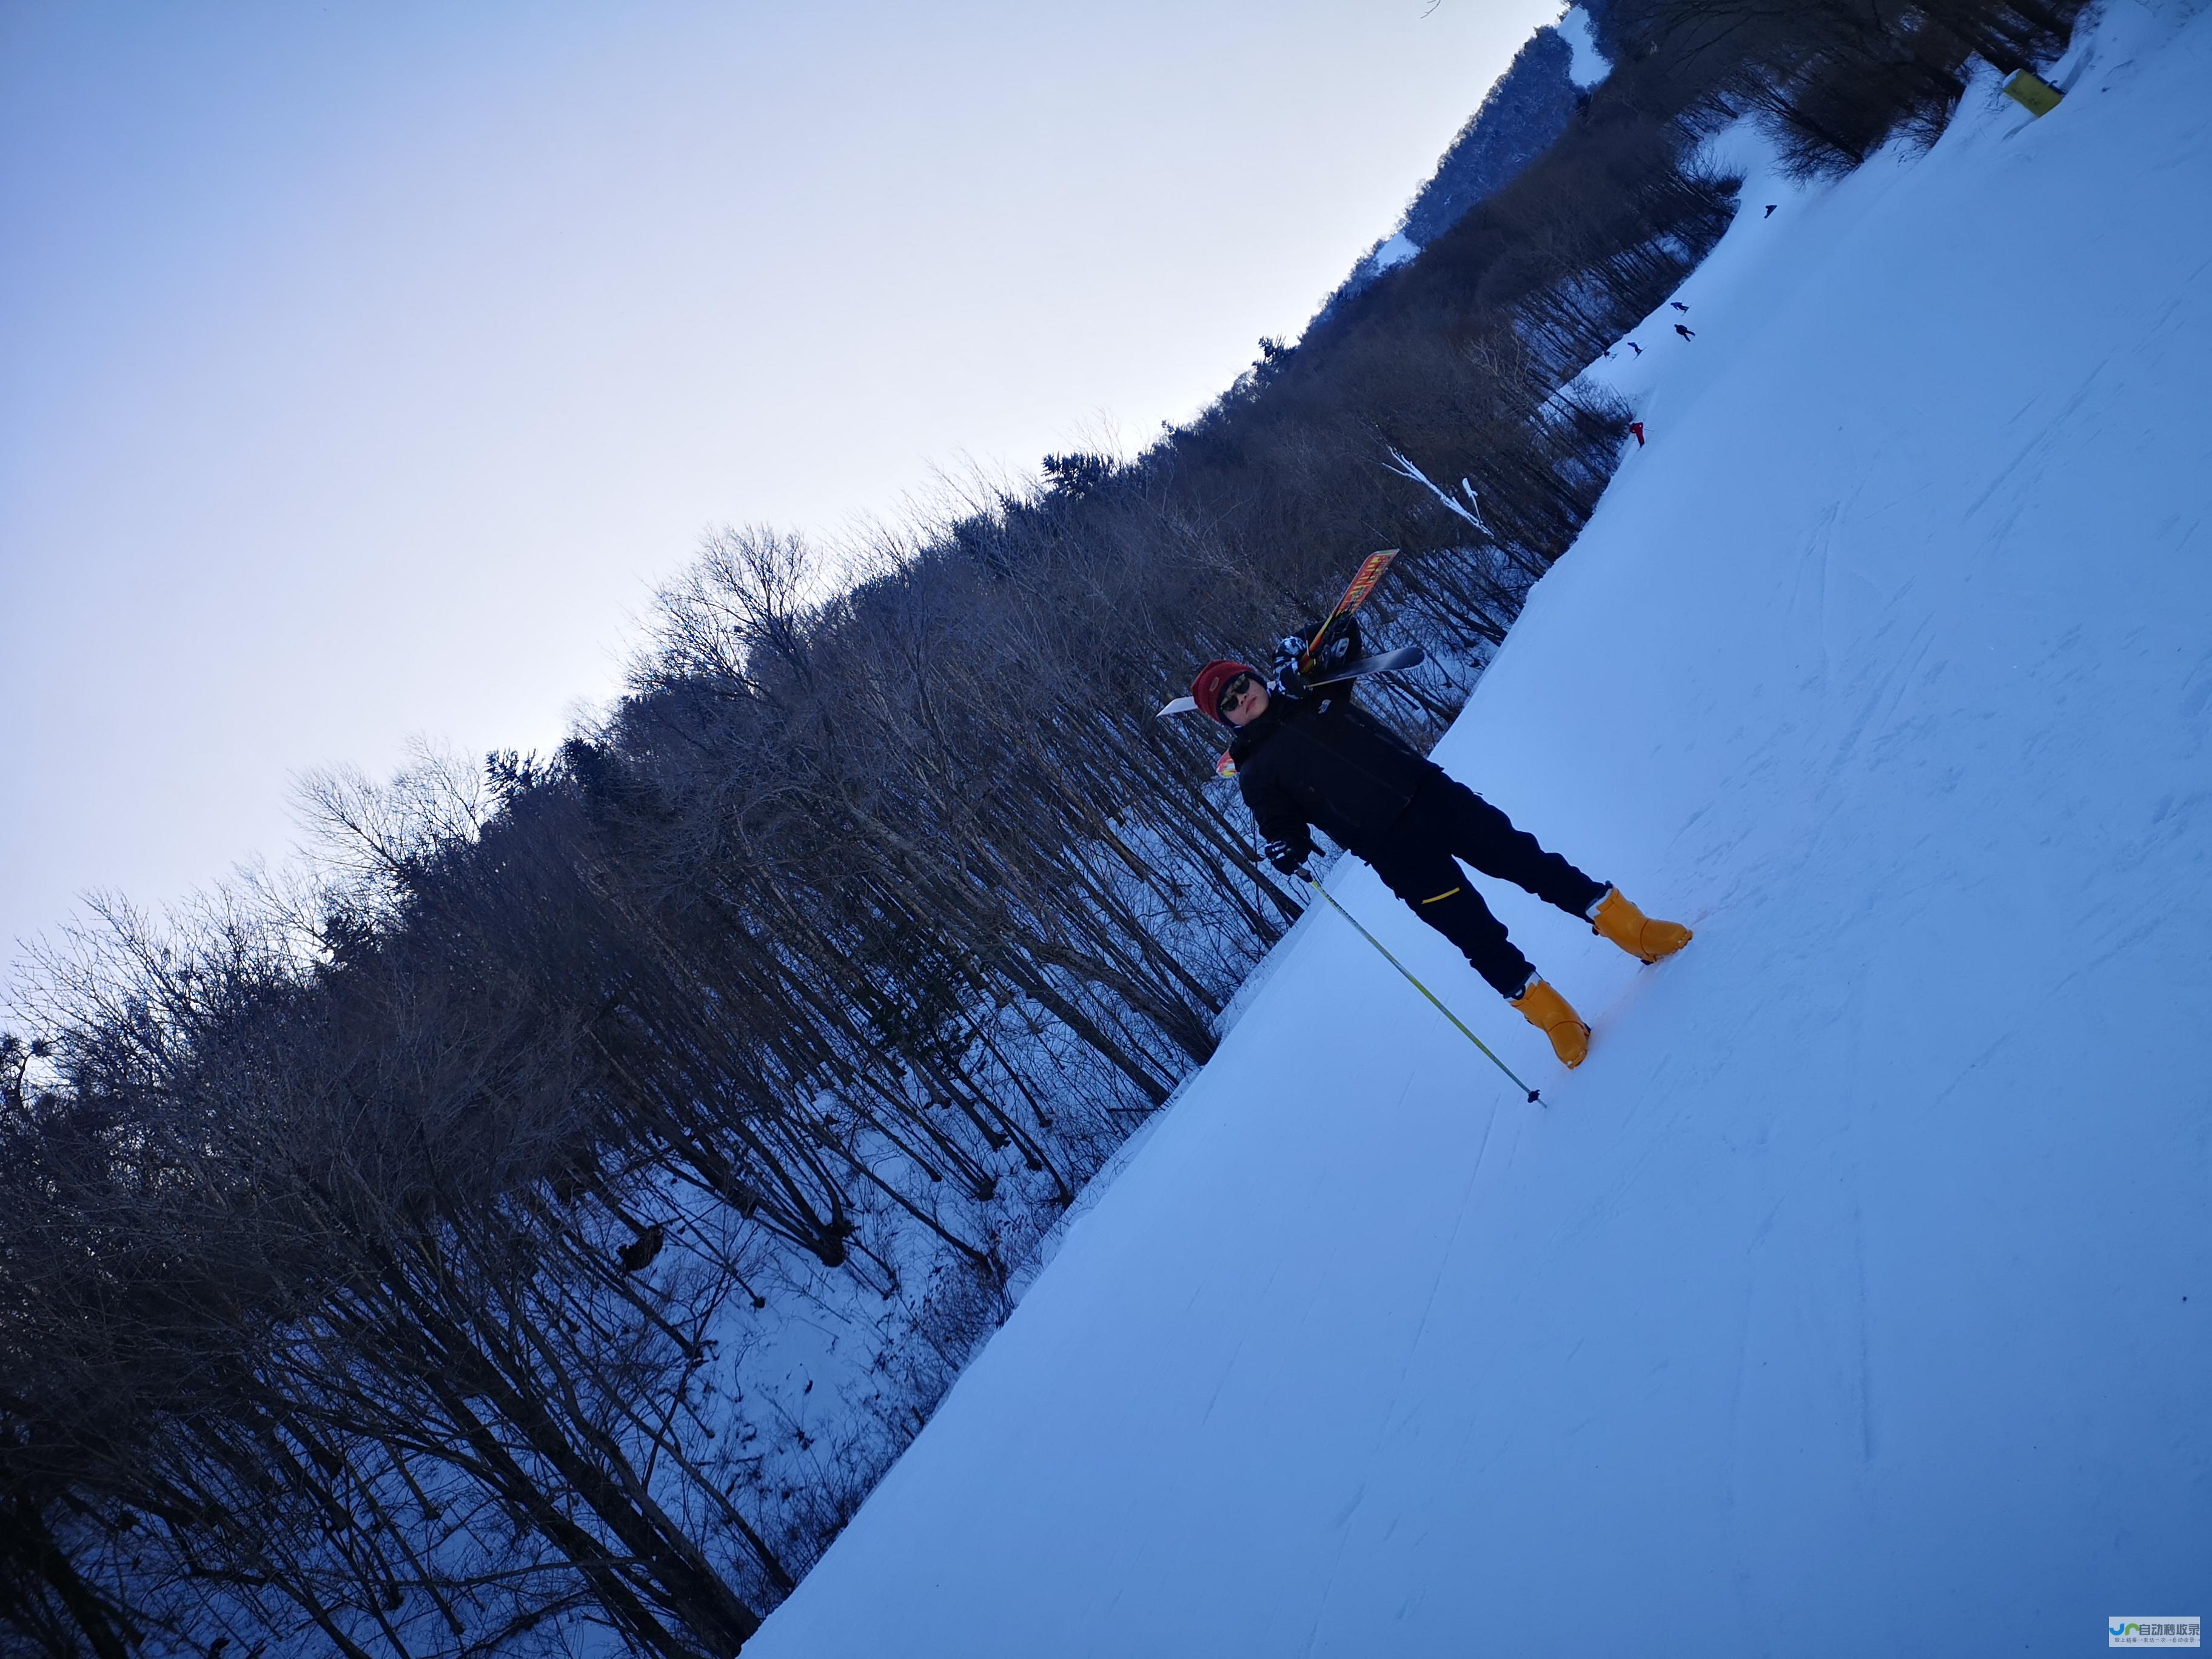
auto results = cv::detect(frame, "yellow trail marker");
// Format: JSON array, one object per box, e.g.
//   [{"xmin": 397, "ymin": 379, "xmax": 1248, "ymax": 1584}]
[{"xmin": 2003, "ymin": 70, "xmax": 2063, "ymax": 117}]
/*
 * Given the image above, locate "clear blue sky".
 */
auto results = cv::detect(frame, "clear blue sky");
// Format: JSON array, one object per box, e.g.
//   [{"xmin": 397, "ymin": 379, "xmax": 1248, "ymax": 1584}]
[{"xmin": 1, "ymin": 0, "xmax": 1557, "ymax": 996}]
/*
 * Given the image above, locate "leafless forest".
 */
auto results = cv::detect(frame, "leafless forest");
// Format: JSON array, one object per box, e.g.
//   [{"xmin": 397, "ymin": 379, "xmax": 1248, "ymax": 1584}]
[{"xmin": 2, "ymin": 1, "xmax": 2084, "ymax": 1653}]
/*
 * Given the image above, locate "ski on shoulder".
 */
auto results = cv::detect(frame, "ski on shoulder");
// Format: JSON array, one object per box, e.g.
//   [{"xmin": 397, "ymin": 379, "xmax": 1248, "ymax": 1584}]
[
  {"xmin": 1299, "ymin": 549, "xmax": 1395, "ymax": 674},
  {"xmin": 1156, "ymin": 551, "xmax": 1407, "ymax": 720}
]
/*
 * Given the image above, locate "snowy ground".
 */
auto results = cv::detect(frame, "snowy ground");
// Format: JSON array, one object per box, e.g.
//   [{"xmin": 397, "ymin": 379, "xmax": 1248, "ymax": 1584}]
[{"xmin": 749, "ymin": 5, "xmax": 2212, "ymax": 1651}]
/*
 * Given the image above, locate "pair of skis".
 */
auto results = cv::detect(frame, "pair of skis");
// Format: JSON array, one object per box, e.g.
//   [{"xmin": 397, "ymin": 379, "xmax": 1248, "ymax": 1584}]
[
  {"xmin": 1156, "ymin": 549, "xmax": 1410, "ymax": 721},
  {"xmin": 1157, "ymin": 551, "xmax": 1418, "ymax": 780}
]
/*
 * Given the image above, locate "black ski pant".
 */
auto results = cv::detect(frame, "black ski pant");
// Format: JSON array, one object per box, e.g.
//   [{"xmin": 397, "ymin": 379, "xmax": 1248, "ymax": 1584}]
[{"xmin": 1358, "ymin": 776, "xmax": 1609, "ymax": 999}]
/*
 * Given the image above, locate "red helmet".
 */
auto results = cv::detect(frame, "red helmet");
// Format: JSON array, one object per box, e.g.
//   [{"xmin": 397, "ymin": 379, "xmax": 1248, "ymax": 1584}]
[{"xmin": 1190, "ymin": 659, "xmax": 1261, "ymax": 727}]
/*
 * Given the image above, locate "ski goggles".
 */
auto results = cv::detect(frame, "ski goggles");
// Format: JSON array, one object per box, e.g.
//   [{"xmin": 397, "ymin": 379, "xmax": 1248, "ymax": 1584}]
[{"xmin": 1216, "ymin": 672, "xmax": 1259, "ymax": 719}]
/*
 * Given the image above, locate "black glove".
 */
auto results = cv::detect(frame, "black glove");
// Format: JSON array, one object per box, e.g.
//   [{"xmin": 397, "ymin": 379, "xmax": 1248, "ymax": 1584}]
[
  {"xmin": 1272, "ymin": 635, "xmax": 1310, "ymax": 697},
  {"xmin": 1264, "ymin": 837, "xmax": 1314, "ymax": 878}
]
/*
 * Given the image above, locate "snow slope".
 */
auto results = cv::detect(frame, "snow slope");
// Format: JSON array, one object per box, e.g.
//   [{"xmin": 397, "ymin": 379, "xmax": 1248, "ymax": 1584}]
[{"xmin": 750, "ymin": 5, "xmax": 2212, "ymax": 1652}]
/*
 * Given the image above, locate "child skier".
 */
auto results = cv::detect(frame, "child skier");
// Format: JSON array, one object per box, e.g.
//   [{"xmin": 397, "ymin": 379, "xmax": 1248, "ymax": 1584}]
[{"xmin": 1189, "ymin": 635, "xmax": 1691, "ymax": 1067}]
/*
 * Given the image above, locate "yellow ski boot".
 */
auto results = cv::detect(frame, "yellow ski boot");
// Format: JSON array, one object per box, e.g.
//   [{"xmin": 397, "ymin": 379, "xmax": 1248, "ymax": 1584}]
[
  {"xmin": 1590, "ymin": 888, "xmax": 1694, "ymax": 965},
  {"xmin": 1511, "ymin": 976, "xmax": 1590, "ymax": 1068}
]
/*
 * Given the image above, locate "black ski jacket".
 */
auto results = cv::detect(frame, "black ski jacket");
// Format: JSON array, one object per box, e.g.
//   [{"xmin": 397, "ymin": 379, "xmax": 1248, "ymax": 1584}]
[{"xmin": 1229, "ymin": 686, "xmax": 1441, "ymax": 856}]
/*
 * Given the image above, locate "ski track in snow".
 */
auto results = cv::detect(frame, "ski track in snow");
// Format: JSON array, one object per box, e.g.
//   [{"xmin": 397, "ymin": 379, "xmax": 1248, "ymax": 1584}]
[{"xmin": 749, "ymin": 4, "xmax": 2212, "ymax": 1651}]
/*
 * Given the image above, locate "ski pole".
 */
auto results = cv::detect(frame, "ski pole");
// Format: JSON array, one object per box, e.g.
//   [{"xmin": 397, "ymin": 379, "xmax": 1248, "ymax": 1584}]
[{"xmin": 1299, "ymin": 873, "xmax": 1543, "ymax": 1105}]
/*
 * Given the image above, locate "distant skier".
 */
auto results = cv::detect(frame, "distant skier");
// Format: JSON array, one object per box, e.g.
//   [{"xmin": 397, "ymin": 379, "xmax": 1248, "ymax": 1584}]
[
  {"xmin": 1627, "ymin": 341, "xmax": 1644, "ymax": 357},
  {"xmin": 1670, "ymin": 301, "xmax": 1690, "ymax": 312},
  {"xmin": 1764, "ymin": 204, "xmax": 1777, "ymax": 217},
  {"xmin": 1629, "ymin": 421, "xmax": 1646, "ymax": 447},
  {"xmin": 1674, "ymin": 323, "xmax": 1696, "ymax": 340},
  {"xmin": 1187, "ymin": 638, "xmax": 1692, "ymax": 1067}
]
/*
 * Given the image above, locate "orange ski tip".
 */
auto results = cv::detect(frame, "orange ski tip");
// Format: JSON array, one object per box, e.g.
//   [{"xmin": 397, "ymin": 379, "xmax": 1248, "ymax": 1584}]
[{"xmin": 1301, "ymin": 549, "xmax": 1401, "ymax": 668}]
